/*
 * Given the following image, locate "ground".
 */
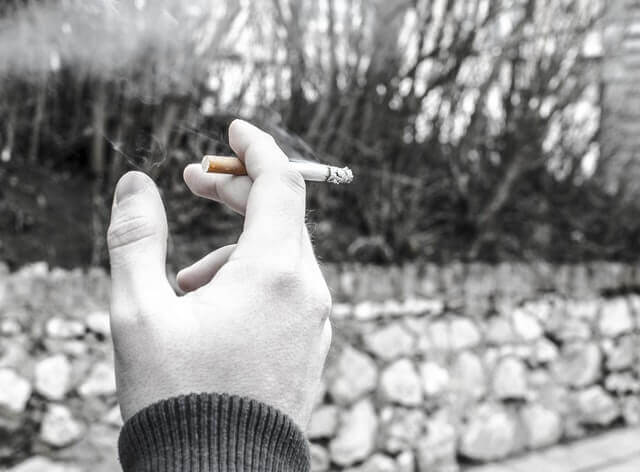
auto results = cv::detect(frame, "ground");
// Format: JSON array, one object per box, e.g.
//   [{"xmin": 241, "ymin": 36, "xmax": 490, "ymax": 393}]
[{"xmin": 469, "ymin": 427, "xmax": 640, "ymax": 472}]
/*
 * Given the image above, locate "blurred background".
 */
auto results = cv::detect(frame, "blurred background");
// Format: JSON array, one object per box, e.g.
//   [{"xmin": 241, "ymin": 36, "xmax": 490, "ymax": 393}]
[
  {"xmin": 1, "ymin": 0, "xmax": 631, "ymax": 269},
  {"xmin": 1, "ymin": 0, "xmax": 640, "ymax": 471}
]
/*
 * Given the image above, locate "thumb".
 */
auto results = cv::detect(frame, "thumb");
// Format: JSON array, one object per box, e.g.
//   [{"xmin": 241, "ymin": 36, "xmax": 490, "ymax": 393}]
[{"xmin": 107, "ymin": 172, "xmax": 173, "ymax": 318}]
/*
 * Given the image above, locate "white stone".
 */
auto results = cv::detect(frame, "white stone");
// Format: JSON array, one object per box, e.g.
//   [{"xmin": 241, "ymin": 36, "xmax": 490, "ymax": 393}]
[
  {"xmin": 328, "ymin": 346, "xmax": 378, "ymax": 405},
  {"xmin": 307, "ymin": 405, "xmax": 339, "ymax": 439},
  {"xmin": 34, "ymin": 355, "xmax": 71, "ymax": 400},
  {"xmin": 395, "ymin": 450, "xmax": 416, "ymax": 472},
  {"xmin": 565, "ymin": 299, "xmax": 599, "ymax": 320},
  {"xmin": 62, "ymin": 340, "xmax": 89, "ymax": 357},
  {"xmin": 622, "ymin": 396, "xmax": 640, "ymax": 425},
  {"xmin": 599, "ymin": 298, "xmax": 634, "ymax": 337},
  {"xmin": 329, "ymin": 399, "xmax": 378, "ymax": 466},
  {"xmin": 418, "ymin": 270, "xmax": 439, "ymax": 296},
  {"xmin": 519, "ymin": 298, "xmax": 554, "ymax": 324},
  {"xmin": 354, "ymin": 301, "xmax": 382, "ymax": 321},
  {"xmin": 331, "ymin": 303, "xmax": 352, "ymax": 320},
  {"xmin": 309, "ymin": 443, "xmax": 330, "ymax": 472},
  {"xmin": 85, "ymin": 311, "xmax": 111, "ymax": 337},
  {"xmin": 0, "ymin": 368, "xmax": 31, "ymax": 413},
  {"xmin": 449, "ymin": 317, "xmax": 481, "ymax": 350},
  {"xmin": 575, "ymin": 386, "xmax": 620, "ymax": 426},
  {"xmin": 380, "ymin": 407, "xmax": 426, "ymax": 453},
  {"xmin": 102, "ymin": 405, "xmax": 123, "ymax": 428},
  {"xmin": 381, "ymin": 299, "xmax": 404, "ymax": 317},
  {"xmin": 428, "ymin": 321, "xmax": 450, "ymax": 351},
  {"xmin": 0, "ymin": 273, "xmax": 6, "ymax": 312},
  {"xmin": 483, "ymin": 347, "xmax": 500, "ymax": 372},
  {"xmin": 78, "ymin": 362, "xmax": 116, "ymax": 397},
  {"xmin": 493, "ymin": 357, "xmax": 528, "ymax": 400},
  {"xmin": 363, "ymin": 323, "xmax": 415, "ymax": 361},
  {"xmin": 0, "ymin": 319, "xmax": 21, "ymax": 336},
  {"xmin": 534, "ymin": 381, "xmax": 570, "ymax": 416},
  {"xmin": 40, "ymin": 404, "xmax": 84, "ymax": 447},
  {"xmin": 485, "ymin": 317, "xmax": 516, "ymax": 345},
  {"xmin": 547, "ymin": 314, "xmax": 592, "ymax": 341},
  {"xmin": 450, "ymin": 351, "xmax": 487, "ymax": 399},
  {"xmin": 460, "ymin": 403, "xmax": 521, "ymax": 461},
  {"xmin": 379, "ymin": 359, "xmax": 423, "ymax": 406},
  {"xmin": 511, "ymin": 308, "xmax": 543, "ymax": 341},
  {"xmin": 18, "ymin": 261, "xmax": 48, "ymax": 278},
  {"xmin": 416, "ymin": 335, "xmax": 433, "ymax": 354},
  {"xmin": 403, "ymin": 317, "xmax": 428, "ymax": 337},
  {"xmin": 9, "ymin": 456, "xmax": 82, "ymax": 472},
  {"xmin": 605, "ymin": 372, "xmax": 640, "ymax": 393},
  {"xmin": 603, "ymin": 335, "xmax": 635, "ymax": 370},
  {"xmin": 340, "ymin": 271, "xmax": 357, "ymax": 297},
  {"xmin": 0, "ymin": 338, "xmax": 30, "ymax": 371},
  {"xmin": 347, "ymin": 454, "xmax": 396, "ymax": 472},
  {"xmin": 503, "ymin": 344, "xmax": 533, "ymax": 360},
  {"xmin": 552, "ymin": 342, "xmax": 601, "ymax": 388},
  {"xmin": 419, "ymin": 361, "xmax": 450, "ymax": 397},
  {"xmin": 45, "ymin": 317, "xmax": 85, "ymax": 339},
  {"xmin": 415, "ymin": 418, "xmax": 457, "ymax": 471},
  {"xmin": 532, "ymin": 338, "xmax": 559, "ymax": 364},
  {"xmin": 520, "ymin": 403, "xmax": 562, "ymax": 449},
  {"xmin": 629, "ymin": 294, "xmax": 640, "ymax": 326},
  {"xmin": 402, "ymin": 298, "xmax": 444, "ymax": 316},
  {"xmin": 42, "ymin": 339, "xmax": 88, "ymax": 358}
]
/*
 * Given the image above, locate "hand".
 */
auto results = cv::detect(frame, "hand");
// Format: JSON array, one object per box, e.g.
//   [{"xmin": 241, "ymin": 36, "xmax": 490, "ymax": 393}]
[{"xmin": 107, "ymin": 120, "xmax": 332, "ymax": 429}]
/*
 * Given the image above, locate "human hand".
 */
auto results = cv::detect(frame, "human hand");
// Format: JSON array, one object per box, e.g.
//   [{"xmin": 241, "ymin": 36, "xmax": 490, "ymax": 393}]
[{"xmin": 107, "ymin": 120, "xmax": 332, "ymax": 429}]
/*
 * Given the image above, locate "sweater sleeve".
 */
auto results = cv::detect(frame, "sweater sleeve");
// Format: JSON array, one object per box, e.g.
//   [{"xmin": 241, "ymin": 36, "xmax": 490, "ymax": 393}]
[{"xmin": 117, "ymin": 393, "xmax": 311, "ymax": 472}]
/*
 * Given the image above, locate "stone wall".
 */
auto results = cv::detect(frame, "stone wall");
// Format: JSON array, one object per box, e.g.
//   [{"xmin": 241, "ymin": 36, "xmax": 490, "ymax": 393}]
[{"xmin": 0, "ymin": 262, "xmax": 639, "ymax": 471}]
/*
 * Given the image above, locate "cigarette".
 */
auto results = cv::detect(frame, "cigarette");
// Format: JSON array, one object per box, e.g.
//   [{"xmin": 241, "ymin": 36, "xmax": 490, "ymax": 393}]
[{"xmin": 201, "ymin": 155, "xmax": 353, "ymax": 184}]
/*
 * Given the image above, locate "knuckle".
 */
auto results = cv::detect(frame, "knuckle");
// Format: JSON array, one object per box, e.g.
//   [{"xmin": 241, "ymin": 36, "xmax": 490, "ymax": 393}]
[
  {"xmin": 264, "ymin": 262, "xmax": 303, "ymax": 293},
  {"xmin": 296, "ymin": 274, "xmax": 332, "ymax": 320},
  {"xmin": 255, "ymin": 262, "xmax": 331, "ymax": 318},
  {"xmin": 107, "ymin": 215, "xmax": 157, "ymax": 251}
]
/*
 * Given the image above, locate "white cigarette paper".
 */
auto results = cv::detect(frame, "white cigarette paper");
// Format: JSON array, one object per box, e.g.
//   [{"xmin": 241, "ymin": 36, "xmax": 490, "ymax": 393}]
[{"xmin": 201, "ymin": 155, "xmax": 353, "ymax": 184}]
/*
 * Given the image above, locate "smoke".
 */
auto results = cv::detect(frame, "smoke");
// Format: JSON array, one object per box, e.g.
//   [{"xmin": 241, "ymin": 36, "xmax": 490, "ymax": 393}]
[
  {"xmin": 0, "ymin": 1, "xmax": 317, "ymax": 171},
  {"xmin": 0, "ymin": 0, "xmax": 225, "ymax": 86},
  {"xmin": 0, "ymin": 1, "xmax": 245, "ymax": 171}
]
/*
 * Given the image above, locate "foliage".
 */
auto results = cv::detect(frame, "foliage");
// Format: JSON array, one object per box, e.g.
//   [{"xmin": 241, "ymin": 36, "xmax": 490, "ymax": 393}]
[{"xmin": 1, "ymin": 0, "xmax": 637, "ymax": 267}]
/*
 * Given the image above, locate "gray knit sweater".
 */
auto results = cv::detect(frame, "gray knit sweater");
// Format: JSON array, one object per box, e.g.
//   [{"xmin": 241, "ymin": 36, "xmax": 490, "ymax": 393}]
[{"xmin": 118, "ymin": 393, "xmax": 311, "ymax": 471}]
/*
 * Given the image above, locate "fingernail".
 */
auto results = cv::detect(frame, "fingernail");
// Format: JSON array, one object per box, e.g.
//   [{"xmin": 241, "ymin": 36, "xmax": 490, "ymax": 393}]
[
  {"xmin": 229, "ymin": 119, "xmax": 258, "ymax": 134},
  {"xmin": 114, "ymin": 171, "xmax": 153, "ymax": 206},
  {"xmin": 230, "ymin": 118, "xmax": 247, "ymax": 127}
]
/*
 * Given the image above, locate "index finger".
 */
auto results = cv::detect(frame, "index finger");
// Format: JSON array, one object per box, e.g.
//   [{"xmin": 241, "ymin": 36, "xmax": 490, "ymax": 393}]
[{"xmin": 227, "ymin": 119, "xmax": 306, "ymax": 261}]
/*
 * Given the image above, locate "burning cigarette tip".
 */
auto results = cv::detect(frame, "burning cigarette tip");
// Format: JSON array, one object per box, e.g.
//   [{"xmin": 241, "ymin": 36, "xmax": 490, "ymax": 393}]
[{"xmin": 328, "ymin": 166, "xmax": 354, "ymax": 184}]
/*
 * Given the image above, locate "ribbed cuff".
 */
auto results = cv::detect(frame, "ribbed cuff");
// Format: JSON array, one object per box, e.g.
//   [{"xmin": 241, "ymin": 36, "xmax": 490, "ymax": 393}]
[{"xmin": 118, "ymin": 393, "xmax": 311, "ymax": 472}]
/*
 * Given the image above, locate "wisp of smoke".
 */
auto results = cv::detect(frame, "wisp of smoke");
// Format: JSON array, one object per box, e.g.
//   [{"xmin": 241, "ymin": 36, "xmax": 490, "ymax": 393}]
[{"xmin": 0, "ymin": 0, "xmax": 225, "ymax": 82}]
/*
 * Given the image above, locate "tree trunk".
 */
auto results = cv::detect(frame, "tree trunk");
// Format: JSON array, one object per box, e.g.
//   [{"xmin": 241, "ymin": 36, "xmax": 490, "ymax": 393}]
[
  {"xmin": 91, "ymin": 83, "xmax": 107, "ymax": 177},
  {"xmin": 28, "ymin": 79, "xmax": 47, "ymax": 163}
]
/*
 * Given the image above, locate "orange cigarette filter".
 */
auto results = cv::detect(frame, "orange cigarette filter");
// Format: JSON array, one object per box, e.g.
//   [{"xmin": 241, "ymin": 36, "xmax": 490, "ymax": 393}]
[{"xmin": 201, "ymin": 155, "xmax": 247, "ymax": 175}]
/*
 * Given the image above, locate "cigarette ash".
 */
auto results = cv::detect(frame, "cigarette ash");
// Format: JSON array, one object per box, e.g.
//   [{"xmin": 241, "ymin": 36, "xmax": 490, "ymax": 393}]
[{"xmin": 327, "ymin": 166, "xmax": 354, "ymax": 184}]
